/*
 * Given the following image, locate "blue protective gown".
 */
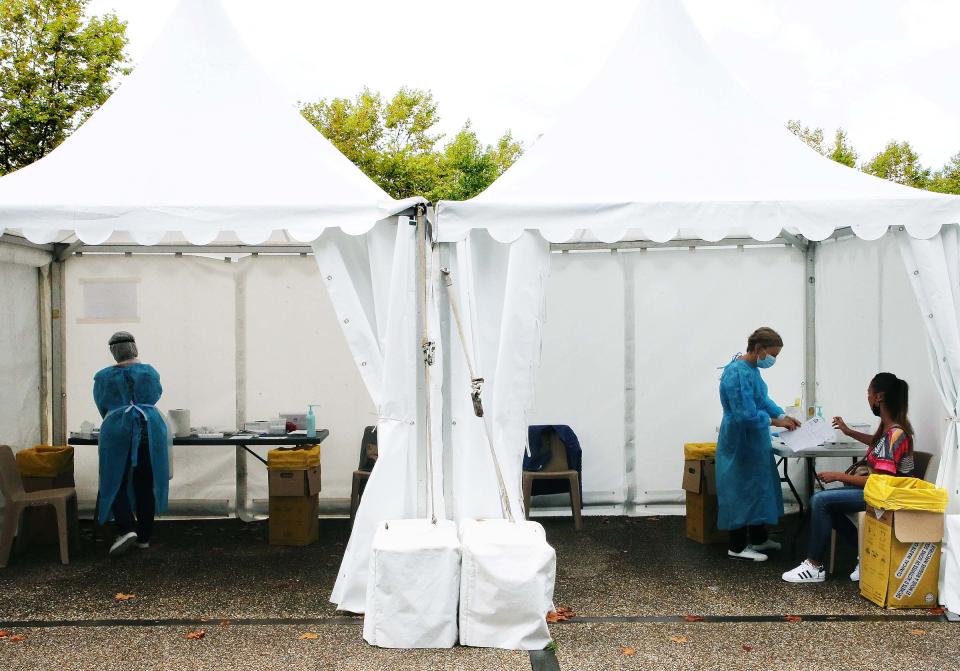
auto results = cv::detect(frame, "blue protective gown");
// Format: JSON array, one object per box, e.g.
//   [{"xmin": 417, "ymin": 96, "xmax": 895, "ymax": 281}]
[
  {"xmin": 716, "ymin": 357, "xmax": 784, "ymax": 530},
  {"xmin": 94, "ymin": 363, "xmax": 169, "ymax": 525}
]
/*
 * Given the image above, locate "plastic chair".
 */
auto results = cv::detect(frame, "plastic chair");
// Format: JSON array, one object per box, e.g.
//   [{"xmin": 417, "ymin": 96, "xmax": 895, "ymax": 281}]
[
  {"xmin": 522, "ymin": 430, "xmax": 583, "ymax": 530},
  {"xmin": 349, "ymin": 426, "xmax": 378, "ymax": 524},
  {"xmin": 0, "ymin": 445, "xmax": 79, "ymax": 567},
  {"xmin": 827, "ymin": 450, "xmax": 935, "ymax": 574}
]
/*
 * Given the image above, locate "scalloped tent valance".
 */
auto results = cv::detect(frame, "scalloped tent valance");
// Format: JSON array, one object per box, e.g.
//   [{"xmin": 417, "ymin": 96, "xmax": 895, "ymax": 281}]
[
  {"xmin": 435, "ymin": 0, "xmax": 960, "ymax": 244},
  {"xmin": 0, "ymin": 0, "xmax": 423, "ymax": 246}
]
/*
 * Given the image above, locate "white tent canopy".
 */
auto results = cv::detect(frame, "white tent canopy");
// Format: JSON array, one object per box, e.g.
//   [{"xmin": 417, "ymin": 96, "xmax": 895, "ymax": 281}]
[
  {"xmin": 0, "ymin": 0, "xmax": 421, "ymax": 246},
  {"xmin": 435, "ymin": 0, "xmax": 960, "ymax": 244}
]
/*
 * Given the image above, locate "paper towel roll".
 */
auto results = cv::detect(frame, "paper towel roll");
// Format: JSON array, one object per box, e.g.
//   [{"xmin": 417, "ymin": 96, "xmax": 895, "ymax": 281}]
[{"xmin": 169, "ymin": 409, "xmax": 191, "ymax": 438}]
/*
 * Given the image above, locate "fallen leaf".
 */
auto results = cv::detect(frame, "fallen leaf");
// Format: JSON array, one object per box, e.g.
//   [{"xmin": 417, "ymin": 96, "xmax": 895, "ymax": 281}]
[
  {"xmin": 0, "ymin": 631, "xmax": 8, "ymax": 638},
  {"xmin": 114, "ymin": 593, "xmax": 135, "ymax": 602},
  {"xmin": 8, "ymin": 635, "xmax": 26, "ymax": 642},
  {"xmin": 742, "ymin": 644, "xmax": 753, "ymax": 652},
  {"xmin": 185, "ymin": 630, "xmax": 206, "ymax": 640},
  {"xmin": 648, "ymin": 516, "xmax": 660, "ymax": 522},
  {"xmin": 930, "ymin": 607, "xmax": 946, "ymax": 616},
  {"xmin": 669, "ymin": 636, "xmax": 689, "ymax": 644},
  {"xmin": 621, "ymin": 647, "xmax": 635, "ymax": 656},
  {"xmin": 783, "ymin": 615, "xmax": 802, "ymax": 623},
  {"xmin": 547, "ymin": 606, "xmax": 576, "ymax": 623},
  {"xmin": 299, "ymin": 633, "xmax": 320, "ymax": 640},
  {"xmin": 910, "ymin": 629, "xmax": 927, "ymax": 636},
  {"xmin": 683, "ymin": 615, "xmax": 705, "ymax": 622},
  {"xmin": 218, "ymin": 620, "xmax": 231, "ymax": 626}
]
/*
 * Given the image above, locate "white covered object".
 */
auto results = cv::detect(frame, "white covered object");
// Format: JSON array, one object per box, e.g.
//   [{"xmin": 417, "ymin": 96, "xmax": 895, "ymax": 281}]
[
  {"xmin": 435, "ymin": 0, "xmax": 960, "ymax": 244},
  {"xmin": 363, "ymin": 519, "xmax": 461, "ymax": 649},
  {"xmin": 0, "ymin": 0, "xmax": 421, "ymax": 244},
  {"xmin": 458, "ymin": 519, "xmax": 556, "ymax": 650}
]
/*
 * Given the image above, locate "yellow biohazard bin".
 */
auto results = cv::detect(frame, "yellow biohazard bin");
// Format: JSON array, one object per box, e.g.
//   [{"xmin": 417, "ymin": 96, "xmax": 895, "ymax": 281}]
[
  {"xmin": 682, "ymin": 443, "xmax": 723, "ymax": 544},
  {"xmin": 860, "ymin": 474, "xmax": 948, "ymax": 608}
]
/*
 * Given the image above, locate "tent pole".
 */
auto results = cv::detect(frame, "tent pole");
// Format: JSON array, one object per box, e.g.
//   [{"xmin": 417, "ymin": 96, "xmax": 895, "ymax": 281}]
[
  {"xmin": 234, "ymin": 259, "xmax": 251, "ymax": 521},
  {"xmin": 37, "ymin": 264, "xmax": 53, "ymax": 444},
  {"xmin": 804, "ymin": 243, "xmax": 818, "ymax": 419},
  {"xmin": 414, "ymin": 204, "xmax": 435, "ymax": 522},
  {"xmin": 618, "ymin": 249, "xmax": 637, "ymax": 515},
  {"xmin": 49, "ymin": 252, "xmax": 68, "ymax": 446}
]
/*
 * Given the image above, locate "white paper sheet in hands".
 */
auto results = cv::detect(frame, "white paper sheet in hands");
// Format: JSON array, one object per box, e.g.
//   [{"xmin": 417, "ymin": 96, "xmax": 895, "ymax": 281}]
[{"xmin": 779, "ymin": 416, "xmax": 837, "ymax": 452}]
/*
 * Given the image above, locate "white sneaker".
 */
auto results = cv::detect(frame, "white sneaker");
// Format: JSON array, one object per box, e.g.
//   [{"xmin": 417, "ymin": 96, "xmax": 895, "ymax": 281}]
[
  {"xmin": 782, "ymin": 560, "xmax": 826, "ymax": 583},
  {"xmin": 748, "ymin": 539, "xmax": 782, "ymax": 553},
  {"xmin": 850, "ymin": 563, "xmax": 860, "ymax": 582},
  {"xmin": 728, "ymin": 547, "xmax": 768, "ymax": 562},
  {"xmin": 109, "ymin": 532, "xmax": 138, "ymax": 557}
]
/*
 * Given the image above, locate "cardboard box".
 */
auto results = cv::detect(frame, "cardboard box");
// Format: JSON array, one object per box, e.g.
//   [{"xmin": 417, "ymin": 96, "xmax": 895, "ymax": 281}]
[
  {"xmin": 22, "ymin": 472, "xmax": 75, "ymax": 545},
  {"xmin": 682, "ymin": 459, "xmax": 726, "ymax": 544},
  {"xmin": 860, "ymin": 505, "xmax": 943, "ymax": 608},
  {"xmin": 269, "ymin": 495, "xmax": 319, "ymax": 546},
  {"xmin": 268, "ymin": 466, "xmax": 320, "ymax": 497}
]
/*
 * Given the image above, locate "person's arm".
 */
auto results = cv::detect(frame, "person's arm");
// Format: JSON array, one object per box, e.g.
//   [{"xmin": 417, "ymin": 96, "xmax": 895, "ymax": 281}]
[
  {"xmin": 93, "ymin": 374, "xmax": 108, "ymax": 419},
  {"xmin": 819, "ymin": 471, "xmax": 868, "ymax": 488},
  {"xmin": 833, "ymin": 417, "xmax": 873, "ymax": 446},
  {"xmin": 724, "ymin": 367, "xmax": 772, "ymax": 430}
]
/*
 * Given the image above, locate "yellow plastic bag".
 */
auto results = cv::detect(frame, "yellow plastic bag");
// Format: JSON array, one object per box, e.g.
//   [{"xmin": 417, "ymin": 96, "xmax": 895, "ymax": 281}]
[
  {"xmin": 864, "ymin": 474, "xmax": 948, "ymax": 513},
  {"xmin": 15, "ymin": 445, "xmax": 74, "ymax": 478},
  {"xmin": 267, "ymin": 444, "xmax": 320, "ymax": 471},
  {"xmin": 684, "ymin": 443, "xmax": 717, "ymax": 460}
]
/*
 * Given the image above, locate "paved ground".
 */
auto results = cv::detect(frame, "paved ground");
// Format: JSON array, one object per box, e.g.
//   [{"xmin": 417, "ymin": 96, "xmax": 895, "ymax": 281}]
[{"xmin": 0, "ymin": 515, "xmax": 954, "ymax": 670}]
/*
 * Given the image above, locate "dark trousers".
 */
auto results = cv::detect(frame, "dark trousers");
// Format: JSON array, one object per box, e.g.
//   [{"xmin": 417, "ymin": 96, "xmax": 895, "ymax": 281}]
[
  {"xmin": 728, "ymin": 525, "xmax": 768, "ymax": 553},
  {"xmin": 111, "ymin": 431, "xmax": 155, "ymax": 542}
]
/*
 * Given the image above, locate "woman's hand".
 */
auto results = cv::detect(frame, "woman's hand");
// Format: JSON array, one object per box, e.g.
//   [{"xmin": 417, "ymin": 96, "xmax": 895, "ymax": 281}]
[
  {"xmin": 772, "ymin": 417, "xmax": 801, "ymax": 431},
  {"xmin": 832, "ymin": 416, "xmax": 850, "ymax": 435},
  {"xmin": 818, "ymin": 471, "xmax": 846, "ymax": 484}
]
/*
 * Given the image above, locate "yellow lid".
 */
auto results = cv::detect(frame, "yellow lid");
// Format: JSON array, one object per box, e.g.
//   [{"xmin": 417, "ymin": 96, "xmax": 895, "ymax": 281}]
[
  {"xmin": 267, "ymin": 444, "xmax": 320, "ymax": 470},
  {"xmin": 684, "ymin": 443, "xmax": 717, "ymax": 460}
]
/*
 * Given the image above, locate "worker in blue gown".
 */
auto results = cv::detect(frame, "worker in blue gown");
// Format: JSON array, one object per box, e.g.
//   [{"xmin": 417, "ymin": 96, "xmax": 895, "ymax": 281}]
[
  {"xmin": 717, "ymin": 327, "xmax": 799, "ymax": 562},
  {"xmin": 94, "ymin": 332, "xmax": 169, "ymax": 557}
]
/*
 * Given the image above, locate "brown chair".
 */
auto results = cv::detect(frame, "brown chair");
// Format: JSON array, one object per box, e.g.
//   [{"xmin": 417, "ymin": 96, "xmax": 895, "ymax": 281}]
[
  {"xmin": 522, "ymin": 430, "xmax": 583, "ymax": 530},
  {"xmin": 828, "ymin": 449, "xmax": 936, "ymax": 574},
  {"xmin": 349, "ymin": 426, "xmax": 378, "ymax": 524},
  {"xmin": 0, "ymin": 445, "xmax": 79, "ymax": 567}
]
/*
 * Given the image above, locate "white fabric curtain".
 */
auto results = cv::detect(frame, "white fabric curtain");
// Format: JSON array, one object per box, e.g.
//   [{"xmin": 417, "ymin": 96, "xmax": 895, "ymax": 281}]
[
  {"xmin": 312, "ymin": 221, "xmax": 445, "ymax": 613},
  {"xmin": 445, "ymin": 232, "xmax": 552, "ymax": 522},
  {"xmin": 898, "ymin": 226, "xmax": 960, "ymax": 612}
]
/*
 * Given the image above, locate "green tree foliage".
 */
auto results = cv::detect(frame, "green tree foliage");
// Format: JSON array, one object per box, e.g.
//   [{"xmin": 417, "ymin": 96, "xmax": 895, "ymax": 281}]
[
  {"xmin": 862, "ymin": 140, "xmax": 931, "ymax": 189},
  {"xmin": 0, "ymin": 0, "xmax": 128, "ymax": 174},
  {"xmin": 929, "ymin": 152, "xmax": 960, "ymax": 195},
  {"xmin": 301, "ymin": 87, "xmax": 522, "ymax": 201},
  {"xmin": 826, "ymin": 129, "xmax": 858, "ymax": 168},
  {"xmin": 786, "ymin": 120, "xmax": 824, "ymax": 154}
]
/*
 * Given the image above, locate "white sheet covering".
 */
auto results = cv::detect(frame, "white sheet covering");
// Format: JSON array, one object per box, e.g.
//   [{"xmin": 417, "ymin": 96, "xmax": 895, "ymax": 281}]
[
  {"xmin": 315, "ymin": 222, "xmax": 446, "ymax": 614},
  {"xmin": 458, "ymin": 519, "xmax": 556, "ymax": 650},
  {"xmin": 0, "ymin": 0, "xmax": 422, "ymax": 244},
  {"xmin": 363, "ymin": 519, "xmax": 461, "ymax": 648},
  {"xmin": 898, "ymin": 227, "xmax": 960, "ymax": 612},
  {"xmin": 0, "ymin": 261, "xmax": 41, "ymax": 449},
  {"xmin": 435, "ymin": 0, "xmax": 960, "ymax": 244}
]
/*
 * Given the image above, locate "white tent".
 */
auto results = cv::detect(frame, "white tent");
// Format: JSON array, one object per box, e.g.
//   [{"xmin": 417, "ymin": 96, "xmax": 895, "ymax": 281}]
[
  {"xmin": 436, "ymin": 0, "xmax": 960, "ymax": 245},
  {"xmin": 435, "ymin": 0, "xmax": 960, "ymax": 613},
  {"xmin": 0, "ymin": 0, "xmax": 420, "ymax": 245}
]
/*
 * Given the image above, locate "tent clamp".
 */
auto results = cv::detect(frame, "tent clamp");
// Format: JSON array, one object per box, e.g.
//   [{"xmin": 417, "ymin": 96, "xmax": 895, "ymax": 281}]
[
  {"xmin": 422, "ymin": 339, "xmax": 436, "ymax": 367},
  {"xmin": 471, "ymin": 378, "xmax": 485, "ymax": 418}
]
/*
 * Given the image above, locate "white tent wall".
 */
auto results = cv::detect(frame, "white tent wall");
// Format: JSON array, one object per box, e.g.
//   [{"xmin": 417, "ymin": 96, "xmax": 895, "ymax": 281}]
[
  {"xmin": 531, "ymin": 251, "xmax": 626, "ymax": 507},
  {"xmin": 630, "ymin": 246, "xmax": 806, "ymax": 509},
  {"xmin": 531, "ymin": 245, "xmax": 807, "ymax": 513},
  {"xmin": 64, "ymin": 254, "xmax": 372, "ymax": 514},
  {"xmin": 816, "ymin": 235, "xmax": 946, "ymax": 463},
  {"xmin": 0, "ymin": 260, "xmax": 42, "ymax": 450}
]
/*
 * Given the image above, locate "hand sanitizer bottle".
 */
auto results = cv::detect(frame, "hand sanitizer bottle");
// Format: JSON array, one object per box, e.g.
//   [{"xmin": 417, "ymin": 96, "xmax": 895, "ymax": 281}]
[{"xmin": 306, "ymin": 405, "xmax": 318, "ymax": 438}]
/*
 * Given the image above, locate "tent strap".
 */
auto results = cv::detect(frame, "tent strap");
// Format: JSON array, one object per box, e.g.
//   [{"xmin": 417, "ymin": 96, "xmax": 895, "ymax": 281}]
[{"xmin": 441, "ymin": 267, "xmax": 514, "ymax": 523}]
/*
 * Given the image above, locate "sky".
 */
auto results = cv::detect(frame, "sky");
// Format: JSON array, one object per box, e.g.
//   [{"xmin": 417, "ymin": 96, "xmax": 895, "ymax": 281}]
[{"xmin": 85, "ymin": 0, "xmax": 960, "ymax": 168}]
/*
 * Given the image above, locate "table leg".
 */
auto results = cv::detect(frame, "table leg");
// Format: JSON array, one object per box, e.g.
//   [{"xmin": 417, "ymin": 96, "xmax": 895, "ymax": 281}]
[
  {"xmin": 806, "ymin": 457, "xmax": 817, "ymax": 502},
  {"xmin": 235, "ymin": 444, "xmax": 253, "ymax": 522},
  {"xmin": 779, "ymin": 457, "xmax": 804, "ymax": 517}
]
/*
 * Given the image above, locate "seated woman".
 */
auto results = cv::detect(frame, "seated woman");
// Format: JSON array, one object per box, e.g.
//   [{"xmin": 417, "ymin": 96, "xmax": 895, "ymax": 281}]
[{"xmin": 782, "ymin": 372, "xmax": 915, "ymax": 584}]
